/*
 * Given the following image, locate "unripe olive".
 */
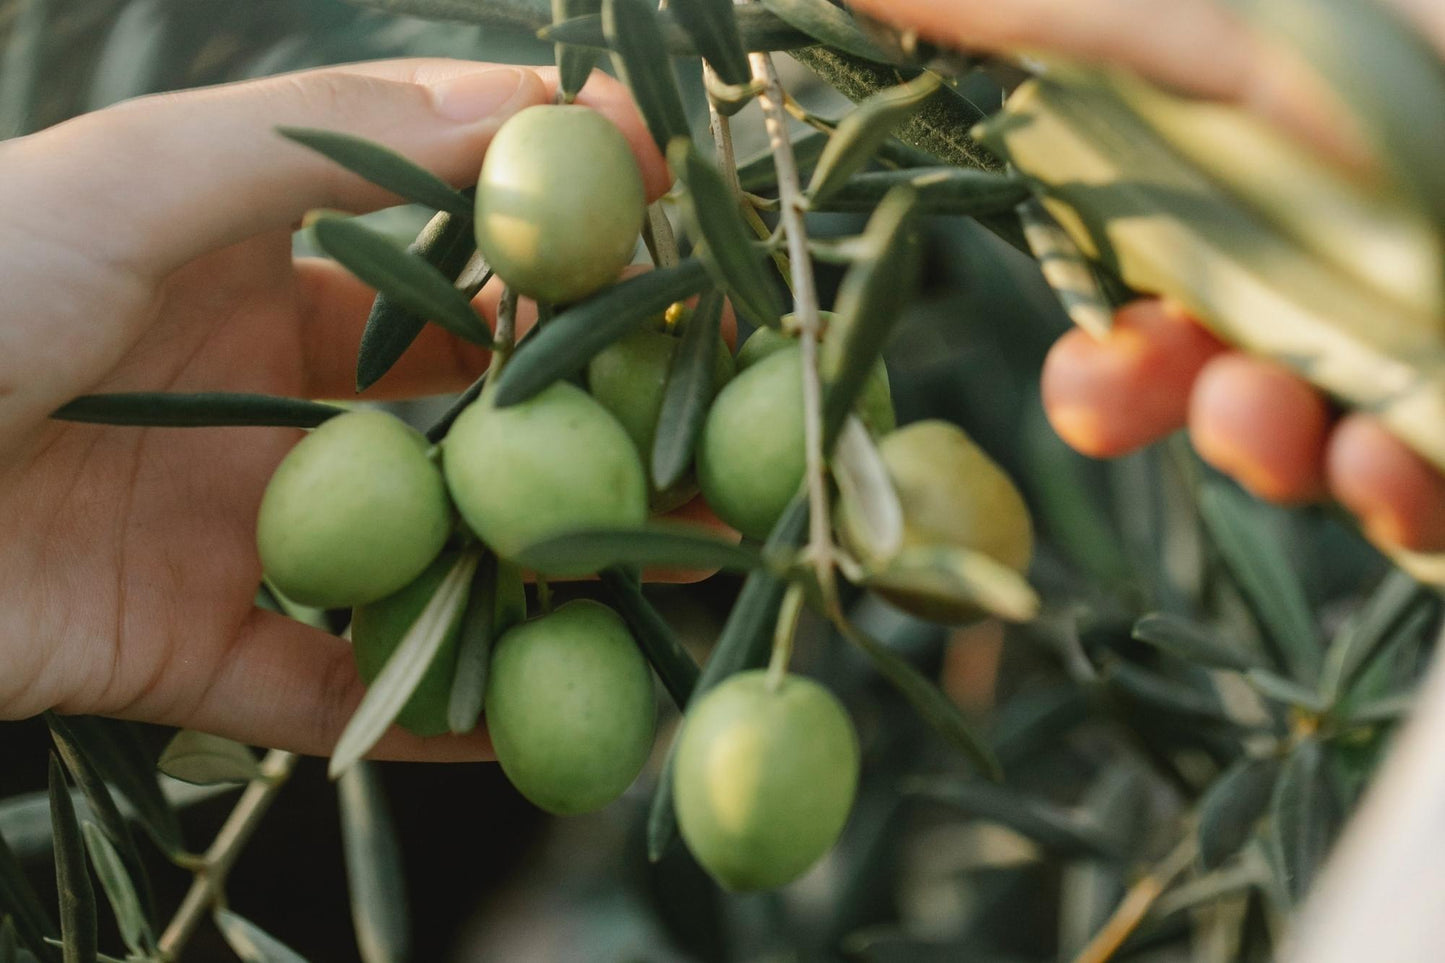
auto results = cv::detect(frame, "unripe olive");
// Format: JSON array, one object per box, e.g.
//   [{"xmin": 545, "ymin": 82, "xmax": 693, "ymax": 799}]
[
  {"xmin": 256, "ymin": 410, "xmax": 452, "ymax": 609},
  {"xmin": 673, "ymin": 670, "xmax": 859, "ymax": 891},
  {"xmin": 485, "ymin": 600, "xmax": 656, "ymax": 815},
  {"xmin": 350, "ymin": 552, "xmax": 466, "ymax": 738},
  {"xmin": 441, "ymin": 383, "xmax": 648, "ymax": 567},
  {"xmin": 840, "ymin": 419, "xmax": 1034, "ymax": 623},
  {"xmin": 474, "ymin": 105, "xmax": 645, "ymax": 303},
  {"xmin": 586, "ymin": 327, "xmax": 734, "ymax": 510},
  {"xmin": 697, "ymin": 345, "xmax": 894, "ymax": 540}
]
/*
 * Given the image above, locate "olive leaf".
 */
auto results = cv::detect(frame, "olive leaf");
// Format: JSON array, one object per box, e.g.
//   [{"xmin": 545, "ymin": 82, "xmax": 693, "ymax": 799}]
[
  {"xmin": 669, "ymin": 0, "xmax": 750, "ymax": 86},
  {"xmin": 652, "ymin": 289, "xmax": 724, "ymax": 490},
  {"xmin": 214, "ymin": 909, "xmax": 312, "ymax": 963},
  {"xmin": 312, "ymin": 216, "xmax": 493, "ymax": 348},
  {"xmin": 1342, "ymin": 692, "xmax": 1414, "ymax": 726},
  {"xmin": 831, "ymin": 416, "xmax": 904, "ymax": 564},
  {"xmin": 1268, "ymin": 738, "xmax": 1340, "ymax": 904},
  {"xmin": 81, "ymin": 824, "xmax": 153, "ymax": 959},
  {"xmin": 806, "ymin": 73, "xmax": 941, "ymax": 207},
  {"xmin": 821, "ymin": 185, "xmax": 921, "ymax": 446},
  {"xmin": 447, "ymin": 554, "xmax": 525, "ymax": 734},
  {"xmin": 344, "ymin": 0, "xmax": 550, "ymax": 30},
  {"xmin": 1320, "ymin": 569, "xmax": 1431, "ymax": 700},
  {"xmin": 668, "ymin": 138, "xmax": 784, "ymax": 329},
  {"xmin": 1132, "ymin": 613, "xmax": 1262, "ymax": 672},
  {"xmin": 541, "ymin": 6, "xmax": 809, "ymax": 55},
  {"xmin": 514, "ymin": 525, "xmax": 763, "ymax": 576},
  {"xmin": 277, "ymin": 127, "xmax": 472, "ymax": 216},
  {"xmin": 989, "ymin": 685, "xmax": 1090, "ymax": 768},
  {"xmin": 552, "ymin": 0, "xmax": 600, "ymax": 101},
  {"xmin": 758, "ymin": 0, "xmax": 892, "ymax": 63},
  {"xmin": 47, "ymin": 757, "xmax": 95, "ymax": 963},
  {"xmin": 51, "ymin": 393, "xmax": 345, "ymax": 429},
  {"xmin": 424, "ymin": 373, "xmax": 487, "ymax": 444},
  {"xmin": 866, "ymin": 545, "xmax": 1040, "ymax": 624},
  {"xmin": 337, "ymin": 762, "xmax": 410, "ymax": 963},
  {"xmin": 1243, "ymin": 669, "xmax": 1329, "ymax": 714},
  {"xmin": 647, "ymin": 496, "xmax": 809, "ymax": 861},
  {"xmin": 356, "ymin": 210, "xmax": 481, "ymax": 393},
  {"xmin": 1017, "ymin": 197, "xmax": 1117, "ymax": 340},
  {"xmin": 603, "ymin": 0, "xmax": 690, "ymax": 153},
  {"xmin": 841, "ymin": 624, "xmax": 1003, "ymax": 781},
  {"xmin": 600, "ymin": 567, "xmax": 701, "ymax": 708},
  {"xmin": 493, "ymin": 258, "xmax": 710, "ymax": 406},
  {"xmin": 0, "ymin": 830, "xmax": 56, "ymax": 963},
  {"xmin": 737, "ymin": 130, "xmax": 828, "ymax": 192},
  {"xmin": 809, "ymin": 167, "xmax": 1031, "ymax": 215},
  {"xmin": 157, "ymin": 731, "xmax": 261, "ymax": 786},
  {"xmin": 329, "ymin": 552, "xmax": 479, "ymax": 779},
  {"xmin": 1103, "ymin": 661, "xmax": 1236, "ymax": 726},
  {"xmin": 1197, "ymin": 756, "xmax": 1281, "ymax": 869},
  {"xmin": 904, "ymin": 777, "xmax": 1119, "ymax": 858}
]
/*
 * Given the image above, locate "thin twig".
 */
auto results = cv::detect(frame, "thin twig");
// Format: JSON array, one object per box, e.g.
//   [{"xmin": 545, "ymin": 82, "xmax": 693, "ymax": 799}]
[{"xmin": 1072, "ymin": 834, "xmax": 1197, "ymax": 963}]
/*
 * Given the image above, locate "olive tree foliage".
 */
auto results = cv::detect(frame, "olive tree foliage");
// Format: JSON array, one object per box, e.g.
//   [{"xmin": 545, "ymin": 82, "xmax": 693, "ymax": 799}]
[{"xmin": 0, "ymin": 0, "xmax": 1442, "ymax": 961}]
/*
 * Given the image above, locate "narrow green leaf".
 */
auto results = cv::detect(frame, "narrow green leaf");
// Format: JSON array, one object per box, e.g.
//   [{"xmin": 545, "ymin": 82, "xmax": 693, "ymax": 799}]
[
  {"xmin": 1343, "ymin": 691, "xmax": 1414, "ymax": 726},
  {"xmin": 515, "ymin": 524, "xmax": 762, "ymax": 576},
  {"xmin": 1268, "ymin": 738, "xmax": 1340, "ymax": 904},
  {"xmin": 821, "ymin": 185, "xmax": 921, "ymax": 446},
  {"xmin": 599, "ymin": 567, "xmax": 701, "ymax": 708},
  {"xmin": 1197, "ymin": 756, "xmax": 1281, "ymax": 869},
  {"xmin": 647, "ymin": 496, "xmax": 808, "ymax": 861},
  {"xmin": 1132, "ymin": 613, "xmax": 1261, "ymax": 672},
  {"xmin": 80, "ymin": 824, "xmax": 151, "ymax": 958},
  {"xmin": 493, "ymin": 259, "xmax": 710, "ymax": 406},
  {"xmin": 668, "ymin": 138, "xmax": 784, "ymax": 329},
  {"xmin": 344, "ymin": 0, "xmax": 550, "ymax": 30},
  {"xmin": 806, "ymin": 73, "xmax": 940, "ymax": 206},
  {"xmin": 278, "ymin": 127, "xmax": 471, "ymax": 216},
  {"xmin": 552, "ymin": 0, "xmax": 601, "ymax": 101},
  {"xmin": 867, "ymin": 544, "xmax": 1039, "ymax": 624},
  {"xmin": 808, "ymin": 167, "xmax": 1030, "ymax": 215},
  {"xmin": 737, "ymin": 130, "xmax": 828, "ymax": 192},
  {"xmin": 1244, "ymin": 668, "xmax": 1329, "ymax": 713},
  {"xmin": 0, "ymin": 831, "xmax": 56, "ymax": 963},
  {"xmin": 670, "ymin": 0, "xmax": 751, "ymax": 85},
  {"xmin": 313, "ymin": 216, "xmax": 492, "ymax": 347},
  {"xmin": 603, "ymin": 0, "xmax": 690, "ymax": 153},
  {"xmin": 425, "ymin": 372, "xmax": 487, "ymax": 444},
  {"xmin": 842, "ymin": 625, "xmax": 1003, "ymax": 780},
  {"xmin": 48, "ymin": 757, "xmax": 95, "ymax": 963},
  {"xmin": 1321, "ymin": 569, "xmax": 1431, "ymax": 699},
  {"xmin": 52, "ymin": 393, "xmax": 344, "ymax": 429},
  {"xmin": 904, "ymin": 777, "xmax": 1119, "ymax": 858},
  {"xmin": 338, "ymin": 763, "xmax": 410, "ymax": 963},
  {"xmin": 1017, "ymin": 196, "xmax": 1116, "ymax": 340},
  {"xmin": 157, "ymin": 732, "xmax": 260, "ymax": 786},
  {"xmin": 45, "ymin": 717, "xmax": 183, "ymax": 855},
  {"xmin": 357, "ymin": 209, "xmax": 480, "ymax": 392},
  {"xmin": 989, "ymin": 685, "xmax": 1090, "ymax": 767},
  {"xmin": 1105, "ymin": 661, "xmax": 1235, "ymax": 726},
  {"xmin": 758, "ymin": 0, "xmax": 890, "ymax": 62},
  {"xmin": 329, "ymin": 553, "xmax": 478, "ymax": 778},
  {"xmin": 447, "ymin": 554, "xmax": 525, "ymax": 733},
  {"xmin": 831, "ymin": 416, "xmax": 903, "ymax": 563},
  {"xmin": 1198, "ymin": 481, "xmax": 1321, "ymax": 684},
  {"xmin": 214, "ymin": 909, "xmax": 311, "ymax": 963},
  {"xmin": 652, "ymin": 289, "xmax": 724, "ymax": 490},
  {"xmin": 541, "ymin": 6, "xmax": 810, "ymax": 54}
]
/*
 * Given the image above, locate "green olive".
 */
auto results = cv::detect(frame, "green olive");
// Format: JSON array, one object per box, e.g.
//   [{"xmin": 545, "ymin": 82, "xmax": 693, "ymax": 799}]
[
  {"xmin": 486, "ymin": 600, "xmax": 656, "ymax": 815},
  {"xmin": 441, "ymin": 382, "xmax": 648, "ymax": 568},
  {"xmin": 474, "ymin": 105, "xmax": 645, "ymax": 303},
  {"xmin": 697, "ymin": 345, "xmax": 894, "ymax": 540},
  {"xmin": 350, "ymin": 552, "xmax": 467, "ymax": 738},
  {"xmin": 673, "ymin": 670, "xmax": 859, "ymax": 891},
  {"xmin": 586, "ymin": 327, "xmax": 734, "ymax": 510},
  {"xmin": 256, "ymin": 410, "xmax": 452, "ymax": 609},
  {"xmin": 840, "ymin": 419, "xmax": 1034, "ymax": 623}
]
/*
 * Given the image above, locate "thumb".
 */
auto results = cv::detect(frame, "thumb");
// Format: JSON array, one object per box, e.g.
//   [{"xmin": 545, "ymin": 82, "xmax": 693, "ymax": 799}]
[{"xmin": 10, "ymin": 60, "xmax": 549, "ymax": 279}]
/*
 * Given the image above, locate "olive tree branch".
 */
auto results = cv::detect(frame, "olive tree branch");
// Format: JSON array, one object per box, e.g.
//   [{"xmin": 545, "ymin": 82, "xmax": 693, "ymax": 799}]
[{"xmin": 1072, "ymin": 833, "xmax": 1197, "ymax": 963}]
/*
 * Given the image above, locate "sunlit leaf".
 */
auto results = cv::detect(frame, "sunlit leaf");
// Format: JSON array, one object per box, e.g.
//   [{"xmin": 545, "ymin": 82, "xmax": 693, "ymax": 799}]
[
  {"xmin": 807, "ymin": 73, "xmax": 940, "ymax": 206},
  {"xmin": 1268, "ymin": 738, "xmax": 1340, "ymax": 904},
  {"xmin": 515, "ymin": 525, "xmax": 762, "ymax": 576},
  {"xmin": 599, "ymin": 567, "xmax": 700, "ymax": 708},
  {"xmin": 670, "ymin": 0, "xmax": 750, "ymax": 85},
  {"xmin": 158, "ymin": 732, "xmax": 261, "ymax": 786},
  {"xmin": 603, "ymin": 0, "xmax": 689, "ymax": 152},
  {"xmin": 831, "ymin": 416, "xmax": 903, "ymax": 564},
  {"xmin": 45, "ymin": 716, "xmax": 182, "ymax": 855},
  {"xmin": 1017, "ymin": 196, "xmax": 1115, "ymax": 340},
  {"xmin": 80, "ymin": 824, "xmax": 152, "ymax": 958},
  {"xmin": 652, "ymin": 289, "xmax": 725, "ymax": 490},
  {"xmin": 1198, "ymin": 756, "xmax": 1280, "ymax": 869},
  {"xmin": 758, "ymin": 0, "xmax": 889, "ymax": 62},
  {"xmin": 214, "ymin": 909, "xmax": 311, "ymax": 963},
  {"xmin": 48, "ymin": 757, "xmax": 95, "ymax": 963},
  {"xmin": 905, "ymin": 777, "xmax": 1119, "ymax": 857},
  {"xmin": 338, "ymin": 763, "xmax": 410, "ymax": 963},
  {"xmin": 1132, "ymin": 613, "xmax": 1261, "ymax": 672},
  {"xmin": 52, "ymin": 393, "xmax": 344, "ymax": 429},
  {"xmin": 541, "ymin": 6, "xmax": 809, "ymax": 54},
  {"xmin": 278, "ymin": 127, "xmax": 471, "ymax": 215},
  {"xmin": 866, "ymin": 545, "xmax": 1039, "ymax": 624}
]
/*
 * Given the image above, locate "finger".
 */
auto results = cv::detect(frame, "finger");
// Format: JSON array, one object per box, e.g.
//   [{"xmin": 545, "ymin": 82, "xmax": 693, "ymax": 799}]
[
  {"xmin": 1188, "ymin": 353, "xmax": 1331, "ymax": 504},
  {"xmin": 1041, "ymin": 298, "xmax": 1226, "ymax": 458},
  {"xmin": 133, "ymin": 608, "xmax": 493, "ymax": 761},
  {"xmin": 1327, "ymin": 414, "xmax": 1445, "ymax": 553}
]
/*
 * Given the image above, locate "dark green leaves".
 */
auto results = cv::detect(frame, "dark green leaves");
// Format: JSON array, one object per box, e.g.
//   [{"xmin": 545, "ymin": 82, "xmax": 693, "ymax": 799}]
[
  {"xmin": 47, "ymin": 757, "xmax": 94, "ymax": 963},
  {"xmin": 215, "ymin": 909, "xmax": 311, "ymax": 963},
  {"xmin": 0, "ymin": 829, "xmax": 55, "ymax": 963},
  {"xmin": 808, "ymin": 167, "xmax": 1031, "ymax": 215},
  {"xmin": 758, "ymin": 0, "xmax": 891, "ymax": 62},
  {"xmin": 670, "ymin": 0, "xmax": 750, "ymax": 85},
  {"xmin": 552, "ymin": 0, "xmax": 601, "ymax": 101},
  {"xmin": 45, "ymin": 717, "xmax": 182, "ymax": 855},
  {"xmin": 313, "ymin": 216, "xmax": 493, "ymax": 348},
  {"xmin": 542, "ymin": 6, "xmax": 810, "ymax": 55},
  {"xmin": 1197, "ymin": 756, "xmax": 1281, "ymax": 869},
  {"xmin": 514, "ymin": 525, "xmax": 762, "ymax": 576},
  {"xmin": 494, "ymin": 259, "xmax": 710, "ymax": 406},
  {"xmin": 52, "ymin": 393, "xmax": 344, "ymax": 429},
  {"xmin": 905, "ymin": 777, "xmax": 1119, "ymax": 858},
  {"xmin": 338, "ymin": 763, "xmax": 410, "ymax": 963},
  {"xmin": 356, "ymin": 210, "xmax": 481, "ymax": 392},
  {"xmin": 158, "ymin": 731, "xmax": 261, "ymax": 786},
  {"xmin": 1268, "ymin": 738, "xmax": 1340, "ymax": 904},
  {"xmin": 603, "ymin": 0, "xmax": 689, "ymax": 153},
  {"xmin": 1321, "ymin": 569, "xmax": 1431, "ymax": 700},
  {"xmin": 668, "ymin": 138, "xmax": 784, "ymax": 329},
  {"xmin": 806, "ymin": 73, "xmax": 940, "ymax": 206},
  {"xmin": 599, "ymin": 567, "xmax": 701, "ymax": 708},
  {"xmin": 652, "ymin": 289, "xmax": 724, "ymax": 490},
  {"xmin": 1132, "ymin": 613, "xmax": 1261, "ymax": 672},
  {"xmin": 278, "ymin": 127, "xmax": 471, "ymax": 216},
  {"xmin": 344, "ymin": 0, "xmax": 549, "ymax": 30}
]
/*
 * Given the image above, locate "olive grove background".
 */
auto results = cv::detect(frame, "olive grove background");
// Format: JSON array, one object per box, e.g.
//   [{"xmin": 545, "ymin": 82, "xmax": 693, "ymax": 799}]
[{"xmin": 0, "ymin": 1, "xmax": 1435, "ymax": 961}]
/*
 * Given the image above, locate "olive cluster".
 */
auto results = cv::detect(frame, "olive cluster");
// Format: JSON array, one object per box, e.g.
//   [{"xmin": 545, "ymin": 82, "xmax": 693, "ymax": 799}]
[{"xmin": 255, "ymin": 105, "xmax": 1034, "ymax": 891}]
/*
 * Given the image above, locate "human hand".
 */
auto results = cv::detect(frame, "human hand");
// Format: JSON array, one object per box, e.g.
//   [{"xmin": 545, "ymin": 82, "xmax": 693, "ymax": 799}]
[
  {"xmin": 0, "ymin": 60, "xmax": 668, "ymax": 759},
  {"xmin": 847, "ymin": 0, "xmax": 1445, "ymax": 555}
]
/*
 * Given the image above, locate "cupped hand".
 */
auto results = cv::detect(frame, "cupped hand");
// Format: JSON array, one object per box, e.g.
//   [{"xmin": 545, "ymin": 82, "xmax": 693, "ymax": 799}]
[{"xmin": 0, "ymin": 60, "xmax": 668, "ymax": 759}]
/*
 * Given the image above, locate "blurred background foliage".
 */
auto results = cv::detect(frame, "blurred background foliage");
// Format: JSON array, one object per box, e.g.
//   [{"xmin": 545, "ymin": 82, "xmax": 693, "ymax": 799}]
[{"xmin": 0, "ymin": 1, "xmax": 1438, "ymax": 961}]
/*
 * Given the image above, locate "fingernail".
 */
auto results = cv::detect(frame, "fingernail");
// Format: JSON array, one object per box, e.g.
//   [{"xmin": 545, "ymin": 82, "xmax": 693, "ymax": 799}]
[{"xmin": 432, "ymin": 67, "xmax": 528, "ymax": 122}]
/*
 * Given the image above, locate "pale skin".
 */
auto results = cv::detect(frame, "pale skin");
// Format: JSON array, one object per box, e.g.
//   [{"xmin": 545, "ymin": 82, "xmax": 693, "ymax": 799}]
[{"xmin": 1, "ymin": 2, "xmax": 1441, "ymax": 761}]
